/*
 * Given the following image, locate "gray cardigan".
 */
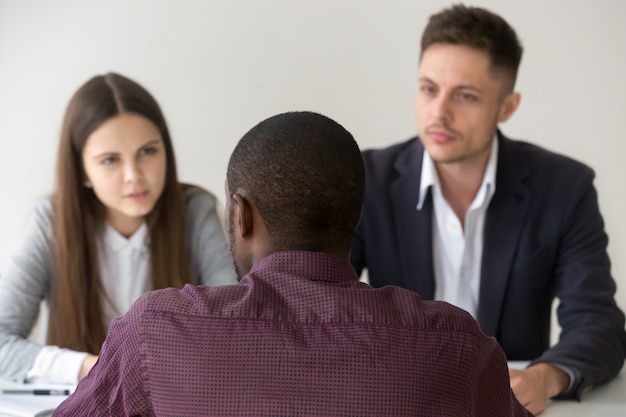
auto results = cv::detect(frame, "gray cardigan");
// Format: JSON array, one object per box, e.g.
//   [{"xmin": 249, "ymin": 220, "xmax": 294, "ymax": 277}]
[{"xmin": 0, "ymin": 185, "xmax": 237, "ymax": 381}]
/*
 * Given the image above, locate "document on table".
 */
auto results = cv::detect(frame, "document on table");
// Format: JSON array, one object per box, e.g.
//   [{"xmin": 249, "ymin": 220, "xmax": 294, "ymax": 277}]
[{"xmin": 0, "ymin": 382, "xmax": 74, "ymax": 417}]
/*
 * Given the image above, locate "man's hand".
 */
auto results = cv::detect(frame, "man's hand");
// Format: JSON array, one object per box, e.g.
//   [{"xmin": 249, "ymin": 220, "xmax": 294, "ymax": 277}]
[
  {"xmin": 509, "ymin": 363, "xmax": 570, "ymax": 415},
  {"xmin": 78, "ymin": 354, "xmax": 99, "ymax": 380}
]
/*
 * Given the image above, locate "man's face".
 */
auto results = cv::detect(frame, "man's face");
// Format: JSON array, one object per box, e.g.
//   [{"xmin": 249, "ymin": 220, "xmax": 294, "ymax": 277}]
[{"xmin": 416, "ymin": 43, "xmax": 517, "ymax": 169}]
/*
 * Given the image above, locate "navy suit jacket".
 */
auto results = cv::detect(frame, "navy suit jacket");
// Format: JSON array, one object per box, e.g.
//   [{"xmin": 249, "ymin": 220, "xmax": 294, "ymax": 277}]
[{"xmin": 351, "ymin": 132, "xmax": 626, "ymax": 397}]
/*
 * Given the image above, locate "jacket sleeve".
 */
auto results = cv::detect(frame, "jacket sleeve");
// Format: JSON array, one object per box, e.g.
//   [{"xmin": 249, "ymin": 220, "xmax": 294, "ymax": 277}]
[
  {"xmin": 184, "ymin": 186, "xmax": 237, "ymax": 286},
  {"xmin": 532, "ymin": 168, "xmax": 626, "ymax": 399},
  {"xmin": 0, "ymin": 199, "xmax": 54, "ymax": 381}
]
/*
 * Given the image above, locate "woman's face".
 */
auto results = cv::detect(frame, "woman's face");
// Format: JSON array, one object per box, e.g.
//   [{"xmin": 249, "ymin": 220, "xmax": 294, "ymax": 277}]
[{"xmin": 82, "ymin": 112, "xmax": 167, "ymax": 237}]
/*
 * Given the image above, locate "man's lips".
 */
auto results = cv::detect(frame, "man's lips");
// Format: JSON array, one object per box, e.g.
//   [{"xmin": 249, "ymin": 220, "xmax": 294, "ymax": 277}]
[{"xmin": 426, "ymin": 127, "xmax": 457, "ymax": 144}]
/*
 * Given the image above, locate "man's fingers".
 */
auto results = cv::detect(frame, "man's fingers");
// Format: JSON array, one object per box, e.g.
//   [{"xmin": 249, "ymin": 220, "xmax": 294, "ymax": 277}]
[{"xmin": 509, "ymin": 368, "xmax": 548, "ymax": 415}]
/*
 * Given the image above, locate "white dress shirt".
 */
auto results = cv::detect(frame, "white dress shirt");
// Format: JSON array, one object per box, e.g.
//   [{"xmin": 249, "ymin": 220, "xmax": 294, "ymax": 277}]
[
  {"xmin": 417, "ymin": 138, "xmax": 498, "ymax": 318},
  {"xmin": 26, "ymin": 222, "xmax": 151, "ymax": 384},
  {"xmin": 416, "ymin": 138, "xmax": 577, "ymax": 390}
]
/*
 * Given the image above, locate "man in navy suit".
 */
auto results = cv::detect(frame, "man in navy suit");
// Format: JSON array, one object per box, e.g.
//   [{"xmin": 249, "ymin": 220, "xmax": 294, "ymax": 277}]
[{"xmin": 351, "ymin": 4, "xmax": 626, "ymax": 415}]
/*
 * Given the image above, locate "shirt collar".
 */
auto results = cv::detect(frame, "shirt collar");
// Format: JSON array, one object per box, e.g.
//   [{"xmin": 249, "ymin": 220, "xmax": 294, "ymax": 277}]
[
  {"xmin": 417, "ymin": 135, "xmax": 499, "ymax": 210},
  {"xmin": 246, "ymin": 251, "xmax": 359, "ymax": 283},
  {"xmin": 102, "ymin": 221, "xmax": 150, "ymax": 253}
]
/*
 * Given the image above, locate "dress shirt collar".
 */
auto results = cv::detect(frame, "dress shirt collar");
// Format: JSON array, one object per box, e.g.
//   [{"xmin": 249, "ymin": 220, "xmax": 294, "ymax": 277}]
[
  {"xmin": 417, "ymin": 135, "xmax": 499, "ymax": 210},
  {"xmin": 101, "ymin": 221, "xmax": 150, "ymax": 254},
  {"xmin": 246, "ymin": 251, "xmax": 359, "ymax": 283}
]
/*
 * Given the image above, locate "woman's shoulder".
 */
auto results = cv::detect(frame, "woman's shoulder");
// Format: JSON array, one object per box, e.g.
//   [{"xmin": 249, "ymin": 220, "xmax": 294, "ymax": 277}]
[
  {"xmin": 32, "ymin": 195, "xmax": 54, "ymax": 213},
  {"xmin": 29, "ymin": 195, "xmax": 55, "ymax": 231},
  {"xmin": 180, "ymin": 183, "xmax": 220, "ymax": 216},
  {"xmin": 181, "ymin": 182, "xmax": 218, "ymax": 204}
]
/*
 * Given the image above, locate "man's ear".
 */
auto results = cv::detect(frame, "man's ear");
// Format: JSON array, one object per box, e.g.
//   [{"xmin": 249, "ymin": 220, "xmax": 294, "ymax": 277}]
[
  {"xmin": 233, "ymin": 192, "xmax": 254, "ymax": 238},
  {"xmin": 498, "ymin": 91, "xmax": 521, "ymax": 123}
]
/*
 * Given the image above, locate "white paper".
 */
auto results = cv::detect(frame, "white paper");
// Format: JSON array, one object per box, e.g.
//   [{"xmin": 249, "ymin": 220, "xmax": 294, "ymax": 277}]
[{"xmin": 0, "ymin": 381, "xmax": 74, "ymax": 417}]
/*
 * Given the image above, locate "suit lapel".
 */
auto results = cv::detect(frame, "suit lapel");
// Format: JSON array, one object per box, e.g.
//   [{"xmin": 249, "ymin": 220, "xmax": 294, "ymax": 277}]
[
  {"xmin": 390, "ymin": 139, "xmax": 435, "ymax": 298},
  {"xmin": 478, "ymin": 133, "xmax": 531, "ymax": 336}
]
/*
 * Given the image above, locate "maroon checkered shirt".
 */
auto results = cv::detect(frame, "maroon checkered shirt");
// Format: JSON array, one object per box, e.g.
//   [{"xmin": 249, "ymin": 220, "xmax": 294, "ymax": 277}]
[{"xmin": 55, "ymin": 251, "xmax": 532, "ymax": 416}]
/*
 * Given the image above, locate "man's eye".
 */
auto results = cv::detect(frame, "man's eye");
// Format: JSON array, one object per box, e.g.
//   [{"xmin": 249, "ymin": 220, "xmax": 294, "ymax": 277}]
[{"xmin": 458, "ymin": 93, "xmax": 477, "ymax": 102}]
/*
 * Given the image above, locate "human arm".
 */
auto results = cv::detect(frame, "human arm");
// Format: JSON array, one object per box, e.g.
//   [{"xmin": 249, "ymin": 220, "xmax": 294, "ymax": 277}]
[
  {"xmin": 0, "ymin": 201, "xmax": 53, "ymax": 381},
  {"xmin": 78, "ymin": 354, "xmax": 99, "ymax": 379},
  {"xmin": 53, "ymin": 297, "xmax": 150, "ymax": 416},
  {"xmin": 0, "ymin": 199, "xmax": 93, "ymax": 383},
  {"xmin": 471, "ymin": 334, "xmax": 534, "ymax": 416},
  {"xmin": 532, "ymin": 168, "xmax": 626, "ymax": 398},
  {"xmin": 509, "ymin": 363, "xmax": 569, "ymax": 415},
  {"xmin": 184, "ymin": 185, "xmax": 237, "ymax": 285}
]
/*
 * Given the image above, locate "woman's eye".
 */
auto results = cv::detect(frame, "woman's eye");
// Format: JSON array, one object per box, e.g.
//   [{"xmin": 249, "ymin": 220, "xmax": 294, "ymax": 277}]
[
  {"xmin": 101, "ymin": 156, "xmax": 117, "ymax": 165},
  {"xmin": 140, "ymin": 146, "xmax": 157, "ymax": 156}
]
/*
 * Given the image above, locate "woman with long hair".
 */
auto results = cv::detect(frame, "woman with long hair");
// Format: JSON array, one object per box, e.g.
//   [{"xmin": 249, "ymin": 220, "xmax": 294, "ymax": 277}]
[{"xmin": 0, "ymin": 72, "xmax": 236, "ymax": 383}]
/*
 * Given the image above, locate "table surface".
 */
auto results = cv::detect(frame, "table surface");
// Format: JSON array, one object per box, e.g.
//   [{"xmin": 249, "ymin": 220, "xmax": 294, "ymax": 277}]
[
  {"xmin": 1, "ymin": 363, "xmax": 624, "ymax": 416},
  {"xmin": 0, "ymin": 379, "xmax": 73, "ymax": 417}
]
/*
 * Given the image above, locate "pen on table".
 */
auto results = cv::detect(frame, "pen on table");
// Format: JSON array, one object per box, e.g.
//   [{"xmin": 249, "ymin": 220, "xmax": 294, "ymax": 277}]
[{"xmin": 0, "ymin": 389, "xmax": 71, "ymax": 395}]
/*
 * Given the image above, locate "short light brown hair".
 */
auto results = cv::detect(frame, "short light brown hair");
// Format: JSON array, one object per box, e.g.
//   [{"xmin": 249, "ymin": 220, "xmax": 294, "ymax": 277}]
[{"xmin": 421, "ymin": 4, "xmax": 523, "ymax": 92}]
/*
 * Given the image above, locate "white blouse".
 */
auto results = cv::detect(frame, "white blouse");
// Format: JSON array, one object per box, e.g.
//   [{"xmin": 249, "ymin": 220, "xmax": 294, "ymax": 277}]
[{"xmin": 26, "ymin": 223, "xmax": 151, "ymax": 384}]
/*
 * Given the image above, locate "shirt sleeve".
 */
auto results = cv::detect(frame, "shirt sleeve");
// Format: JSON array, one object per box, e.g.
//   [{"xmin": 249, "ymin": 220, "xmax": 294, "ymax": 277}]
[
  {"xmin": 26, "ymin": 346, "xmax": 88, "ymax": 384},
  {"xmin": 471, "ymin": 334, "xmax": 533, "ymax": 416},
  {"xmin": 53, "ymin": 295, "xmax": 152, "ymax": 416},
  {"xmin": 550, "ymin": 363, "xmax": 576, "ymax": 397}
]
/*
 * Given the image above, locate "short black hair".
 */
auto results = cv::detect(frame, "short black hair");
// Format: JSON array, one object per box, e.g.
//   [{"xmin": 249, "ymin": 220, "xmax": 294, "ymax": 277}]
[
  {"xmin": 421, "ymin": 4, "xmax": 523, "ymax": 92},
  {"xmin": 227, "ymin": 111, "xmax": 364, "ymax": 251}
]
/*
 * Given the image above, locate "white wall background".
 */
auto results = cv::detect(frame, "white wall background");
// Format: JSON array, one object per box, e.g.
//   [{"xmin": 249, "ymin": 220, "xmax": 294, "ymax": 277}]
[{"xmin": 1, "ymin": 1, "xmax": 625, "ymax": 322}]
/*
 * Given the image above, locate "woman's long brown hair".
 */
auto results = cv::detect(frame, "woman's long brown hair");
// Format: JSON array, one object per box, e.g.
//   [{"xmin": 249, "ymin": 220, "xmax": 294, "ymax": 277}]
[{"xmin": 48, "ymin": 73, "xmax": 191, "ymax": 354}]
